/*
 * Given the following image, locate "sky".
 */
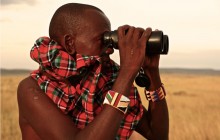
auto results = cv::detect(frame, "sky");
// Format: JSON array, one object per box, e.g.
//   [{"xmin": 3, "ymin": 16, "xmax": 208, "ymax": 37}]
[{"xmin": 1, "ymin": 0, "xmax": 220, "ymax": 70}]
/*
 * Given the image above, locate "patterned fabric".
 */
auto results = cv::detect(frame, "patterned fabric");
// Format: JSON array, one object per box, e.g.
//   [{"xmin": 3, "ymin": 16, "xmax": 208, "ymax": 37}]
[{"xmin": 30, "ymin": 37, "xmax": 143, "ymax": 140}]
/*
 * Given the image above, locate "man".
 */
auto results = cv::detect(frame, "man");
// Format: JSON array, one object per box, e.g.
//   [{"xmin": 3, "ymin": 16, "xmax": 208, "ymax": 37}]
[{"xmin": 17, "ymin": 3, "xmax": 169, "ymax": 140}]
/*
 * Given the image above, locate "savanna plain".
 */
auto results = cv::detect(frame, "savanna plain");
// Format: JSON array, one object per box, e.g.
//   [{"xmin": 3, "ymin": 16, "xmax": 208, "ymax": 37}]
[{"xmin": 1, "ymin": 70, "xmax": 220, "ymax": 140}]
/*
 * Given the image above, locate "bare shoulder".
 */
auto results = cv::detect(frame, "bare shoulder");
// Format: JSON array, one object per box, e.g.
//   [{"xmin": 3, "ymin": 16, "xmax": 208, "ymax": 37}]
[
  {"xmin": 17, "ymin": 76, "xmax": 79, "ymax": 139},
  {"xmin": 18, "ymin": 76, "xmax": 41, "ymax": 93},
  {"xmin": 18, "ymin": 76, "xmax": 38, "ymax": 90},
  {"xmin": 17, "ymin": 76, "xmax": 43, "ymax": 103}
]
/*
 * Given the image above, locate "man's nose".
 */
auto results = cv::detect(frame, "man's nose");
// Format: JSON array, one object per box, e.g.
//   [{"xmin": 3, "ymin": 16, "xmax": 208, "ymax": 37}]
[{"xmin": 105, "ymin": 47, "xmax": 114, "ymax": 55}]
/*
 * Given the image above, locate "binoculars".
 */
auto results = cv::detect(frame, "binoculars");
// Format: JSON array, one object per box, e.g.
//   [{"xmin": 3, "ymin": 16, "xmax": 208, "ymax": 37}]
[
  {"xmin": 103, "ymin": 30, "xmax": 169, "ymax": 55},
  {"xmin": 103, "ymin": 29, "xmax": 169, "ymax": 88}
]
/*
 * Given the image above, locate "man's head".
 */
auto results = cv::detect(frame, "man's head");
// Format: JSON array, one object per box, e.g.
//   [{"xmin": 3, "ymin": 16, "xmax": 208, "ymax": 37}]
[{"xmin": 49, "ymin": 3, "xmax": 112, "ymax": 56}]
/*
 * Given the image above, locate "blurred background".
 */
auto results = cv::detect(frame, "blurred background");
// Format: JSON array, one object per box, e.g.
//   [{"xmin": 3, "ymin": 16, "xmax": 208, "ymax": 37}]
[
  {"xmin": 1, "ymin": 0, "xmax": 220, "ymax": 70},
  {"xmin": 1, "ymin": 0, "xmax": 220, "ymax": 139}
]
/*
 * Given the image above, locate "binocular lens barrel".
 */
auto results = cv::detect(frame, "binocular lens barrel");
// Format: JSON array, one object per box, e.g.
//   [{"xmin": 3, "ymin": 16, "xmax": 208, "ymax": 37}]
[{"xmin": 103, "ymin": 30, "xmax": 169, "ymax": 55}]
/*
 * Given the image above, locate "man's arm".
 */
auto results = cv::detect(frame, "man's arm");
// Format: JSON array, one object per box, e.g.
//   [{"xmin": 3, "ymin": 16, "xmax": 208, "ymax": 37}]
[
  {"xmin": 136, "ymin": 100, "xmax": 169, "ymax": 140},
  {"xmin": 135, "ymin": 68, "xmax": 169, "ymax": 140}
]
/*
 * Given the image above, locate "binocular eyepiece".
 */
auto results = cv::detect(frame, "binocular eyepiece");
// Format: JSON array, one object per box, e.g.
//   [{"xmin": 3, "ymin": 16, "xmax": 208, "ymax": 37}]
[{"xmin": 103, "ymin": 30, "xmax": 169, "ymax": 55}]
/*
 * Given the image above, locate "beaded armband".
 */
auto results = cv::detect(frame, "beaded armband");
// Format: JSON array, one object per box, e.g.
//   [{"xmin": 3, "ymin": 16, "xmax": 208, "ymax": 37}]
[
  {"xmin": 145, "ymin": 84, "xmax": 166, "ymax": 102},
  {"xmin": 103, "ymin": 90, "xmax": 130, "ymax": 114}
]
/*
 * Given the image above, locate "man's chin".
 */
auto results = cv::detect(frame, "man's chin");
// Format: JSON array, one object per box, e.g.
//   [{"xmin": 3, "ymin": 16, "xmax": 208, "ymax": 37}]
[
  {"xmin": 101, "ymin": 55, "xmax": 112, "ymax": 68},
  {"xmin": 103, "ymin": 61, "xmax": 111, "ymax": 68}
]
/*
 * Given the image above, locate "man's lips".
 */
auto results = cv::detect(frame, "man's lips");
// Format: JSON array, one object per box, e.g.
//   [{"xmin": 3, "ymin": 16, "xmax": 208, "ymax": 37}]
[{"xmin": 100, "ymin": 47, "xmax": 114, "ymax": 57}]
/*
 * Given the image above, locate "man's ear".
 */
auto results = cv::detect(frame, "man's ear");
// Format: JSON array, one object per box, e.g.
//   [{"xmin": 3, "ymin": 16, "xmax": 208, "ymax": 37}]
[{"xmin": 64, "ymin": 34, "xmax": 76, "ymax": 55}]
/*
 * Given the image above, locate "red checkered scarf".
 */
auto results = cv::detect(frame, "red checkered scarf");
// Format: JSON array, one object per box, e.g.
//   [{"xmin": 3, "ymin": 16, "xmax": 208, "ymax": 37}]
[{"xmin": 30, "ymin": 37, "xmax": 143, "ymax": 140}]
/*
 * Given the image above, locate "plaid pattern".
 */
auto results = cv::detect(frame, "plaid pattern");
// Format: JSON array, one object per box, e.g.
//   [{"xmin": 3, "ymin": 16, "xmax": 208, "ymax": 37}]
[{"xmin": 30, "ymin": 37, "xmax": 143, "ymax": 140}]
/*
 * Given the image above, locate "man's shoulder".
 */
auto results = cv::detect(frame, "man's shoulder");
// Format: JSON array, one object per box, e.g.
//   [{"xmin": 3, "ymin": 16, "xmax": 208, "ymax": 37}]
[{"xmin": 17, "ymin": 76, "xmax": 41, "ymax": 94}]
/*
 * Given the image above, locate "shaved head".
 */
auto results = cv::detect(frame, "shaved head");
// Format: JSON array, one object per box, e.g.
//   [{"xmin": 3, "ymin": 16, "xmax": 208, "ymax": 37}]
[{"xmin": 49, "ymin": 3, "xmax": 104, "ymax": 42}]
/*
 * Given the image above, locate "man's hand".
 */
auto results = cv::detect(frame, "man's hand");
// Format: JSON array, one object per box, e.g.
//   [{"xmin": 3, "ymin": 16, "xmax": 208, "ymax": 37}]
[
  {"xmin": 117, "ymin": 25, "xmax": 152, "ymax": 76},
  {"xmin": 111, "ymin": 25, "xmax": 152, "ymax": 97},
  {"xmin": 141, "ymin": 30, "xmax": 162, "ymax": 90}
]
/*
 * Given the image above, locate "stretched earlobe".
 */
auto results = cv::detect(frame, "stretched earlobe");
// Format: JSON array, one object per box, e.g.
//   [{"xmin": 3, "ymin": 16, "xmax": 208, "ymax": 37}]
[{"xmin": 64, "ymin": 35, "xmax": 76, "ymax": 55}]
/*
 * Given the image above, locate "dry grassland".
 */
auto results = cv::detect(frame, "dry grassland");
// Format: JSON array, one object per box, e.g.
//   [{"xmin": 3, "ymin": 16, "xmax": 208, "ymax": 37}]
[{"xmin": 1, "ymin": 73, "xmax": 220, "ymax": 140}]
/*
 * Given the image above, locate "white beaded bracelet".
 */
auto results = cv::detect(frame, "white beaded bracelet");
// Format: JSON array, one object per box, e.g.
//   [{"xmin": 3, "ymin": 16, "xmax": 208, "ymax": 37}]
[{"xmin": 103, "ymin": 90, "xmax": 130, "ymax": 114}]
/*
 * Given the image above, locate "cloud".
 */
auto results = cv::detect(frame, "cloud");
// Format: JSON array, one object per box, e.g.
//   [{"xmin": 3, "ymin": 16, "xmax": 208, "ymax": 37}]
[{"xmin": 1, "ymin": 0, "xmax": 37, "ymax": 6}]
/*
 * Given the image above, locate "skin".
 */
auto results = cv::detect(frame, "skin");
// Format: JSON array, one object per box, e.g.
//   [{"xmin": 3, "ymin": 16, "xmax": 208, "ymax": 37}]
[{"xmin": 17, "ymin": 5, "xmax": 169, "ymax": 140}]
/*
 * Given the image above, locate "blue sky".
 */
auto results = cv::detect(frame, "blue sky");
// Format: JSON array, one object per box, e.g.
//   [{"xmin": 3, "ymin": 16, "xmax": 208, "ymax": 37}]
[{"xmin": 1, "ymin": 0, "xmax": 220, "ymax": 70}]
